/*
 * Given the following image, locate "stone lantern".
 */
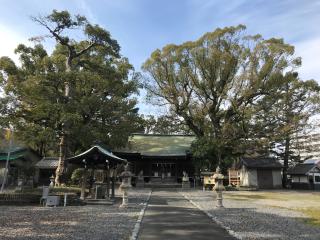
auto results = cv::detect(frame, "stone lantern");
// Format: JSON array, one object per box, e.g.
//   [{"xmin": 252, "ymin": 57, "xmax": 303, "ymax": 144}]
[
  {"xmin": 213, "ymin": 166, "xmax": 225, "ymax": 208},
  {"xmin": 119, "ymin": 163, "xmax": 133, "ymax": 208}
]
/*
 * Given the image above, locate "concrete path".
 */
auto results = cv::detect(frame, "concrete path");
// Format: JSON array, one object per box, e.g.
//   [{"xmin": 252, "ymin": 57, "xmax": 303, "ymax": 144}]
[{"xmin": 138, "ymin": 190, "xmax": 236, "ymax": 240}]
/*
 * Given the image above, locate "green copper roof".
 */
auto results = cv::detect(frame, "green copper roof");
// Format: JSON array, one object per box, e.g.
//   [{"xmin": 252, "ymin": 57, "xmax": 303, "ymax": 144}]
[
  {"xmin": 0, "ymin": 145, "xmax": 29, "ymax": 161},
  {"xmin": 124, "ymin": 134, "xmax": 196, "ymax": 156},
  {"xmin": 0, "ymin": 152, "xmax": 27, "ymax": 161}
]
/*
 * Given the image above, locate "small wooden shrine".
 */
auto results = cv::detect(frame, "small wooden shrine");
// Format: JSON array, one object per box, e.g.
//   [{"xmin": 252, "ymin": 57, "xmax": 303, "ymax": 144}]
[{"xmin": 67, "ymin": 144, "xmax": 127, "ymax": 201}]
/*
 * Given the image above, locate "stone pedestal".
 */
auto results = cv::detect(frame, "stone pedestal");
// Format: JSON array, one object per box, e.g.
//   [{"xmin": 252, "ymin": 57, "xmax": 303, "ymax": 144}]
[
  {"xmin": 182, "ymin": 180, "xmax": 190, "ymax": 188},
  {"xmin": 121, "ymin": 189, "xmax": 128, "ymax": 206},
  {"xmin": 213, "ymin": 166, "xmax": 225, "ymax": 208}
]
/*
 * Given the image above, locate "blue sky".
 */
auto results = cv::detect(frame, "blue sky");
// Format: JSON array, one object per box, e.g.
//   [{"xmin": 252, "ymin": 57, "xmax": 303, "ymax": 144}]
[{"xmin": 0, "ymin": 0, "xmax": 320, "ymax": 114}]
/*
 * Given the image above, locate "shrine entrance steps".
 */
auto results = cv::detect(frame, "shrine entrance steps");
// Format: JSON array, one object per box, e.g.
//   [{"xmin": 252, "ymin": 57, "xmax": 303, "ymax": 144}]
[
  {"xmin": 138, "ymin": 189, "xmax": 235, "ymax": 240},
  {"xmin": 84, "ymin": 198, "xmax": 114, "ymax": 205},
  {"xmin": 143, "ymin": 183, "xmax": 182, "ymax": 189}
]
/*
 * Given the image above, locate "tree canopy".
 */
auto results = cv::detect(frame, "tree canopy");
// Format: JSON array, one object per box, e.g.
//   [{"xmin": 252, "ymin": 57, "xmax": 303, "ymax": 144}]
[
  {"xmin": 0, "ymin": 10, "xmax": 143, "ymax": 162},
  {"xmin": 143, "ymin": 25, "xmax": 319, "ymax": 170}
]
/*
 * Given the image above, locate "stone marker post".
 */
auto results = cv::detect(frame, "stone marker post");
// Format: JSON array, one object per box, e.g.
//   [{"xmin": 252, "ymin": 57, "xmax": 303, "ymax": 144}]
[
  {"xmin": 213, "ymin": 166, "xmax": 225, "ymax": 208},
  {"xmin": 119, "ymin": 163, "xmax": 133, "ymax": 208}
]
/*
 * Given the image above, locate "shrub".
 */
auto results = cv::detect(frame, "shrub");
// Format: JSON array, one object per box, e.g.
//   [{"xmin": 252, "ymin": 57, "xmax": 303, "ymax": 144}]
[{"xmin": 71, "ymin": 168, "xmax": 84, "ymax": 185}]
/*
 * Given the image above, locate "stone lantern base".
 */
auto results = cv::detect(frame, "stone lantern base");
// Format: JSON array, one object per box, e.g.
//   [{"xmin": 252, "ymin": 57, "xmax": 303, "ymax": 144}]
[{"xmin": 119, "ymin": 188, "xmax": 129, "ymax": 208}]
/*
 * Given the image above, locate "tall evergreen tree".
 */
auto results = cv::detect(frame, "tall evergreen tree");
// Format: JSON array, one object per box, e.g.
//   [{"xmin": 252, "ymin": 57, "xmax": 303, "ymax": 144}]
[
  {"xmin": 0, "ymin": 10, "xmax": 143, "ymax": 185},
  {"xmin": 255, "ymin": 72, "xmax": 320, "ymax": 187}
]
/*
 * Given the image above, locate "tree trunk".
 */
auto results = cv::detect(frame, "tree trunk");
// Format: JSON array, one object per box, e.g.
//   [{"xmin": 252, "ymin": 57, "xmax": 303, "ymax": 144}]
[
  {"xmin": 55, "ymin": 56, "xmax": 72, "ymax": 186},
  {"xmin": 282, "ymin": 136, "xmax": 290, "ymax": 188},
  {"xmin": 216, "ymin": 148, "xmax": 222, "ymax": 171},
  {"xmin": 55, "ymin": 135, "xmax": 65, "ymax": 186}
]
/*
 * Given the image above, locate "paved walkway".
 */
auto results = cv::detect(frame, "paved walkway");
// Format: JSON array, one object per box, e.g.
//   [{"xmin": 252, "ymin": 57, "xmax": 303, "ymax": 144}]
[{"xmin": 138, "ymin": 190, "xmax": 235, "ymax": 240}]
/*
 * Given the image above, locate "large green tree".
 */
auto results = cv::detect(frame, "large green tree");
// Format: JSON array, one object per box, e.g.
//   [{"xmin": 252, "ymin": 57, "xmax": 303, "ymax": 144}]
[
  {"xmin": 255, "ymin": 72, "xmax": 320, "ymax": 187},
  {"xmin": 0, "ymin": 10, "xmax": 143, "ymax": 185},
  {"xmin": 143, "ymin": 114, "xmax": 191, "ymax": 134},
  {"xmin": 143, "ymin": 25, "xmax": 310, "ymax": 168}
]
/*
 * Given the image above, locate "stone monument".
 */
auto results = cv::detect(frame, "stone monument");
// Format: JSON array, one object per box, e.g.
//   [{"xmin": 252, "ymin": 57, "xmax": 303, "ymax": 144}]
[
  {"xmin": 119, "ymin": 163, "xmax": 133, "ymax": 208},
  {"xmin": 213, "ymin": 166, "xmax": 225, "ymax": 208}
]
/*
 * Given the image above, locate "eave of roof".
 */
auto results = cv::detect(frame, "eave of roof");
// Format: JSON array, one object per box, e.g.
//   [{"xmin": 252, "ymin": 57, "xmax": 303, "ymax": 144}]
[
  {"xmin": 67, "ymin": 145, "xmax": 127, "ymax": 164},
  {"xmin": 240, "ymin": 157, "xmax": 282, "ymax": 169},
  {"xmin": 287, "ymin": 163, "xmax": 319, "ymax": 175},
  {"xmin": 35, "ymin": 157, "xmax": 59, "ymax": 169},
  {"xmin": 0, "ymin": 152, "xmax": 26, "ymax": 161},
  {"xmin": 0, "ymin": 146, "xmax": 30, "ymax": 160}
]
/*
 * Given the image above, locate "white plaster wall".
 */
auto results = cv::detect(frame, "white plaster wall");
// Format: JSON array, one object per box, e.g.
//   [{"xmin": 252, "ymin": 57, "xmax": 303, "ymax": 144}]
[
  {"xmin": 240, "ymin": 165, "xmax": 248, "ymax": 186},
  {"xmin": 292, "ymin": 176, "xmax": 299, "ymax": 182},
  {"xmin": 248, "ymin": 169, "xmax": 258, "ymax": 187},
  {"xmin": 272, "ymin": 170, "xmax": 282, "ymax": 187},
  {"xmin": 292, "ymin": 176, "xmax": 309, "ymax": 183},
  {"xmin": 299, "ymin": 176, "xmax": 309, "ymax": 183},
  {"xmin": 240, "ymin": 166, "xmax": 258, "ymax": 187}
]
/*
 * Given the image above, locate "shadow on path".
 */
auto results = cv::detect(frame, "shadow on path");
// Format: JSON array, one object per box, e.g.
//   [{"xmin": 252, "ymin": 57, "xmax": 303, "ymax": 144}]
[{"xmin": 138, "ymin": 190, "xmax": 236, "ymax": 240}]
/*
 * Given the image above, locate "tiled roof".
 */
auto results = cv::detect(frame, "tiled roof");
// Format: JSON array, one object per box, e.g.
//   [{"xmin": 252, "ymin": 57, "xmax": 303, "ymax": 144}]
[
  {"xmin": 240, "ymin": 157, "xmax": 282, "ymax": 169},
  {"xmin": 35, "ymin": 157, "xmax": 59, "ymax": 169},
  {"xmin": 118, "ymin": 134, "xmax": 196, "ymax": 156},
  {"xmin": 0, "ymin": 147, "xmax": 29, "ymax": 161},
  {"xmin": 67, "ymin": 145, "xmax": 126, "ymax": 164},
  {"xmin": 303, "ymin": 159, "xmax": 320, "ymax": 164},
  {"xmin": 287, "ymin": 163, "xmax": 319, "ymax": 175}
]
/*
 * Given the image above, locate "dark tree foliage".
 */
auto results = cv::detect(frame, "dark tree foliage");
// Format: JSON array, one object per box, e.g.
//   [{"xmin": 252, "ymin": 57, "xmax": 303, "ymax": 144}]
[
  {"xmin": 143, "ymin": 114, "xmax": 191, "ymax": 135},
  {"xmin": 0, "ymin": 10, "xmax": 143, "ymax": 185}
]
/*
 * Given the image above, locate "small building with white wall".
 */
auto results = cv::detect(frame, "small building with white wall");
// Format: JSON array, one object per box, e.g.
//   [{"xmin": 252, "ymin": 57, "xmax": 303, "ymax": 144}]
[
  {"xmin": 287, "ymin": 159, "xmax": 320, "ymax": 190},
  {"xmin": 235, "ymin": 157, "xmax": 282, "ymax": 189}
]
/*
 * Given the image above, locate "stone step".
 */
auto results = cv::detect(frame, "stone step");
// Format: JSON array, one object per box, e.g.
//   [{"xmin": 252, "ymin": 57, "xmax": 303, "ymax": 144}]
[
  {"xmin": 144, "ymin": 183, "xmax": 182, "ymax": 189},
  {"xmin": 84, "ymin": 199, "xmax": 114, "ymax": 205}
]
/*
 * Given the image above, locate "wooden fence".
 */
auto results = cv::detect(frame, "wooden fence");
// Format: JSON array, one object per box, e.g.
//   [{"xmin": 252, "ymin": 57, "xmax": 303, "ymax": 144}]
[{"xmin": 0, "ymin": 193, "xmax": 41, "ymax": 205}]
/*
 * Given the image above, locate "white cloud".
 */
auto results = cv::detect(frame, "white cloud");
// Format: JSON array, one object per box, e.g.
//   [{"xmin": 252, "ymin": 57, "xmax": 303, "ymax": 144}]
[
  {"xmin": 0, "ymin": 24, "xmax": 27, "ymax": 64},
  {"xmin": 76, "ymin": 0, "xmax": 99, "ymax": 24},
  {"xmin": 294, "ymin": 36, "xmax": 320, "ymax": 81}
]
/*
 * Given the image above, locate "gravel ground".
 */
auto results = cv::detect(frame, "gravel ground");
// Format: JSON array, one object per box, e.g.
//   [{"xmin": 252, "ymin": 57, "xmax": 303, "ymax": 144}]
[
  {"xmin": 0, "ymin": 189, "xmax": 151, "ymax": 240},
  {"xmin": 181, "ymin": 190, "xmax": 320, "ymax": 240}
]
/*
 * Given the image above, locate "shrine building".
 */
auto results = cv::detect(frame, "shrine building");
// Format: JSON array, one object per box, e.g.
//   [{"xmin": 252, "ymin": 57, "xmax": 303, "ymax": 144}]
[{"xmin": 115, "ymin": 134, "xmax": 196, "ymax": 184}]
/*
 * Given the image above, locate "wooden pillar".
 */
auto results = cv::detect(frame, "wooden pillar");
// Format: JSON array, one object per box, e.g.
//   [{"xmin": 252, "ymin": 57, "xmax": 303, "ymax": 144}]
[
  {"xmin": 80, "ymin": 168, "xmax": 87, "ymax": 200},
  {"xmin": 148, "ymin": 159, "xmax": 152, "ymax": 176},
  {"xmin": 111, "ymin": 173, "xmax": 115, "ymax": 198},
  {"xmin": 175, "ymin": 159, "xmax": 178, "ymax": 182},
  {"xmin": 133, "ymin": 161, "xmax": 137, "ymax": 175},
  {"xmin": 105, "ymin": 161, "xmax": 110, "ymax": 199}
]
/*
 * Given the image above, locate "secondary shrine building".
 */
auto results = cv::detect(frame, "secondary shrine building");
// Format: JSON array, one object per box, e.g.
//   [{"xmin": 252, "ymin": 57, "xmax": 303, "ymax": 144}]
[{"xmin": 115, "ymin": 134, "xmax": 196, "ymax": 183}]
